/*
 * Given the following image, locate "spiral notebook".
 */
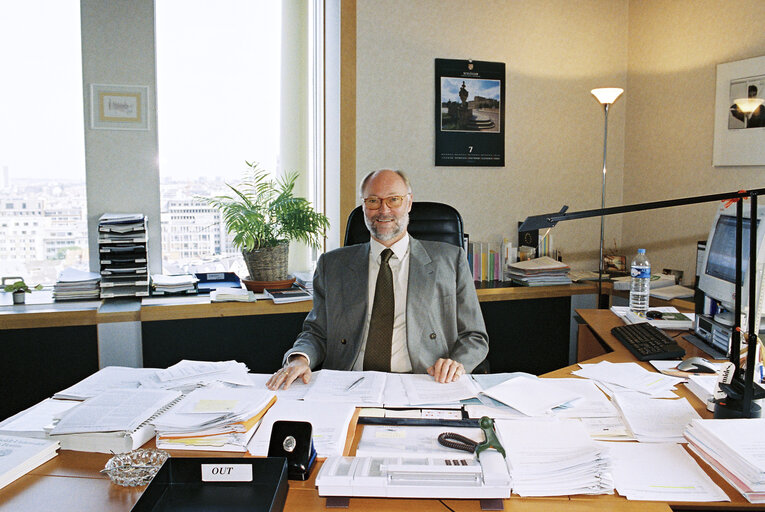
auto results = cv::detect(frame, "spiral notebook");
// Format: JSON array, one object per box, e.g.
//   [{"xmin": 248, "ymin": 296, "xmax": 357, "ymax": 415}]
[{"xmin": 48, "ymin": 389, "xmax": 182, "ymax": 454}]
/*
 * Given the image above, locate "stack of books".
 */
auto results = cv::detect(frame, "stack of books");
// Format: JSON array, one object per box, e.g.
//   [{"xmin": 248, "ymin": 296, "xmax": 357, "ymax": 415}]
[
  {"xmin": 264, "ymin": 284, "xmax": 312, "ymax": 304},
  {"xmin": 152, "ymin": 387, "xmax": 276, "ymax": 452},
  {"xmin": 496, "ymin": 418, "xmax": 613, "ymax": 496},
  {"xmin": 98, "ymin": 213, "xmax": 149, "ymax": 298},
  {"xmin": 52, "ymin": 268, "xmax": 100, "ymax": 301},
  {"xmin": 293, "ymin": 271, "xmax": 314, "ymax": 292},
  {"xmin": 468, "ymin": 241, "xmax": 504, "ymax": 282},
  {"xmin": 506, "ymin": 256, "xmax": 571, "ymax": 286},
  {"xmin": 684, "ymin": 418, "xmax": 765, "ymax": 503}
]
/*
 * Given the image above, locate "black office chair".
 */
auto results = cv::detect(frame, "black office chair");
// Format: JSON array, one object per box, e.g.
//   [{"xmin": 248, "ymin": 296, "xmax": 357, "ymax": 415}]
[{"xmin": 343, "ymin": 201, "xmax": 464, "ymax": 248}]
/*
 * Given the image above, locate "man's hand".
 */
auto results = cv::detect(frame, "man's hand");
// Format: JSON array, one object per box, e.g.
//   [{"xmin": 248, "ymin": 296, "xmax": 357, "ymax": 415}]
[
  {"xmin": 427, "ymin": 358, "xmax": 465, "ymax": 383},
  {"xmin": 266, "ymin": 355, "xmax": 312, "ymax": 390}
]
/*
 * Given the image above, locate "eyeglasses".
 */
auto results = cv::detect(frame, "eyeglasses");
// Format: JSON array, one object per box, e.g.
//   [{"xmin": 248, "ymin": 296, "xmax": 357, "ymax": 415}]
[{"xmin": 363, "ymin": 195, "xmax": 409, "ymax": 210}]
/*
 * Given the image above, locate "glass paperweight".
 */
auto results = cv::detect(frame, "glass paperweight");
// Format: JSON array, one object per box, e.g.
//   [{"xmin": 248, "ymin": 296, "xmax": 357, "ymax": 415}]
[{"xmin": 101, "ymin": 448, "xmax": 169, "ymax": 487}]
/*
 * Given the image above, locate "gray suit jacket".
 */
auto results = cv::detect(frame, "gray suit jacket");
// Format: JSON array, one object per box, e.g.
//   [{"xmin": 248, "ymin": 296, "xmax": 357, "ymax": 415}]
[{"xmin": 284, "ymin": 237, "xmax": 489, "ymax": 373}]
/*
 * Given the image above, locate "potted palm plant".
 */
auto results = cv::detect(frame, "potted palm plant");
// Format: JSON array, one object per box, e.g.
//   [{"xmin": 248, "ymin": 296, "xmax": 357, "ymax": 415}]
[{"xmin": 199, "ymin": 162, "xmax": 329, "ymax": 285}]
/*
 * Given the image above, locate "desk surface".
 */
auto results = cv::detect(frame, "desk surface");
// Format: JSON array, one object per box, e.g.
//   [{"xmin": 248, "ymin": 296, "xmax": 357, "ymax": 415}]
[
  {"xmin": 0, "ymin": 282, "xmax": 601, "ymax": 330},
  {"xmin": 2, "ymin": 309, "xmax": 760, "ymax": 511}
]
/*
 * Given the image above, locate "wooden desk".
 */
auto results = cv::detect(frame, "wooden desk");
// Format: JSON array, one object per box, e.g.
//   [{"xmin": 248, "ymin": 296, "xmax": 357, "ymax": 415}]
[{"xmin": 3, "ymin": 309, "xmax": 764, "ymax": 511}]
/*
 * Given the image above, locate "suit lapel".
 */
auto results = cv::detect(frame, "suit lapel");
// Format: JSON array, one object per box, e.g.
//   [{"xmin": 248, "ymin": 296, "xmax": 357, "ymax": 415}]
[
  {"xmin": 340, "ymin": 243, "xmax": 369, "ymax": 325},
  {"xmin": 407, "ymin": 238, "xmax": 435, "ymax": 332}
]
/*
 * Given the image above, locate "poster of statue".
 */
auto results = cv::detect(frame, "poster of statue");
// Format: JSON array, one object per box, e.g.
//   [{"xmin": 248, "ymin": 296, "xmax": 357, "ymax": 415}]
[{"xmin": 435, "ymin": 58, "xmax": 505, "ymax": 166}]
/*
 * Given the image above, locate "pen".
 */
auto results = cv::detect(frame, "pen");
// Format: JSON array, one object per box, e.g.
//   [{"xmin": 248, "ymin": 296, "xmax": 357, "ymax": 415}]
[{"xmin": 346, "ymin": 376, "xmax": 365, "ymax": 391}]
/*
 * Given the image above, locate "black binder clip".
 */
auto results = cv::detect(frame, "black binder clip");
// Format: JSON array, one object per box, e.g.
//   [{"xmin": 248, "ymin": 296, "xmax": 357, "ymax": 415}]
[{"xmin": 267, "ymin": 420, "xmax": 317, "ymax": 481}]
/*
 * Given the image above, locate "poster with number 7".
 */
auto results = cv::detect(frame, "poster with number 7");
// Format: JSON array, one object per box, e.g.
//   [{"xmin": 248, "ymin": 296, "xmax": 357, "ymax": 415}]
[{"xmin": 435, "ymin": 58, "xmax": 505, "ymax": 166}]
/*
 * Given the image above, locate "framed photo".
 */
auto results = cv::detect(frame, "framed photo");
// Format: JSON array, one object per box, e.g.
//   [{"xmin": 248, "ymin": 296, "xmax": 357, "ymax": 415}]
[
  {"xmin": 90, "ymin": 84, "xmax": 149, "ymax": 130},
  {"xmin": 713, "ymin": 55, "xmax": 765, "ymax": 166},
  {"xmin": 435, "ymin": 59, "xmax": 505, "ymax": 166}
]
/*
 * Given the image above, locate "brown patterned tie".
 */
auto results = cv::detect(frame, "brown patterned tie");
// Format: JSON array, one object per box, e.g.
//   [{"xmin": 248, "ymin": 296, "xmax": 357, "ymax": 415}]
[{"xmin": 364, "ymin": 248, "xmax": 394, "ymax": 372}]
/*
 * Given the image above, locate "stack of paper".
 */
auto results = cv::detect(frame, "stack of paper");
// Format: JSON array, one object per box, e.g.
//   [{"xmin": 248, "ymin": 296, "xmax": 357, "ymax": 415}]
[
  {"xmin": 607, "ymin": 442, "xmax": 728, "ymax": 502},
  {"xmin": 611, "ymin": 273, "xmax": 675, "ymax": 290},
  {"xmin": 612, "ymin": 393, "xmax": 700, "ymax": 442},
  {"xmin": 52, "ymin": 268, "xmax": 100, "ymax": 301},
  {"xmin": 506, "ymin": 256, "xmax": 572, "ymax": 286},
  {"xmin": 573, "ymin": 361, "xmax": 684, "ymax": 398},
  {"xmin": 151, "ymin": 274, "xmax": 198, "ymax": 295},
  {"xmin": 53, "ymin": 366, "xmax": 160, "ymax": 400},
  {"xmin": 495, "ymin": 419, "xmax": 613, "ymax": 496},
  {"xmin": 138, "ymin": 360, "xmax": 252, "ymax": 392},
  {"xmin": 685, "ymin": 374, "xmax": 718, "ymax": 406},
  {"xmin": 0, "ymin": 435, "xmax": 59, "ymax": 490},
  {"xmin": 153, "ymin": 386, "xmax": 276, "ymax": 452},
  {"xmin": 211, "ymin": 287, "xmax": 256, "ymax": 302},
  {"xmin": 684, "ymin": 418, "xmax": 765, "ymax": 503},
  {"xmin": 0, "ymin": 399, "xmax": 79, "ymax": 439}
]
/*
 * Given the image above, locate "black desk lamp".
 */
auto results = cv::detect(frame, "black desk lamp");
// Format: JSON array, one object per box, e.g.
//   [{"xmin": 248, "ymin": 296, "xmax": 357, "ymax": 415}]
[{"xmin": 520, "ymin": 187, "xmax": 765, "ymax": 418}]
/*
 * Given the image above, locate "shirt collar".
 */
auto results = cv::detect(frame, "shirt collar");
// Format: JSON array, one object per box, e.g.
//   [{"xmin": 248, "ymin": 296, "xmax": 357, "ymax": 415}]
[{"xmin": 370, "ymin": 233, "xmax": 410, "ymax": 262}]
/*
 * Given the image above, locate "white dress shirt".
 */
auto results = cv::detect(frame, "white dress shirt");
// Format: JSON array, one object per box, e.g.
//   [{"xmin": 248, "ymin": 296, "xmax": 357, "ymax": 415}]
[{"xmin": 353, "ymin": 234, "xmax": 412, "ymax": 372}]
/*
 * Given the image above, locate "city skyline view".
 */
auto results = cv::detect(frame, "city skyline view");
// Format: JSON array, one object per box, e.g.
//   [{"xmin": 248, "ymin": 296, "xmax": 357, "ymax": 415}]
[{"xmin": 1, "ymin": 1, "xmax": 282, "ymax": 288}]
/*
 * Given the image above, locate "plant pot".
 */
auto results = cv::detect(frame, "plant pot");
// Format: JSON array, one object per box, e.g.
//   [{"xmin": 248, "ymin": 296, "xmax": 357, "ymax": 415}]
[
  {"xmin": 12, "ymin": 291, "xmax": 25, "ymax": 305},
  {"xmin": 242, "ymin": 241, "xmax": 290, "ymax": 282}
]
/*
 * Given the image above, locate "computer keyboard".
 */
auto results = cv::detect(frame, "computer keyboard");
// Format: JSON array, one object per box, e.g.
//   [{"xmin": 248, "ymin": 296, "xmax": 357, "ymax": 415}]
[{"xmin": 610, "ymin": 322, "xmax": 686, "ymax": 361}]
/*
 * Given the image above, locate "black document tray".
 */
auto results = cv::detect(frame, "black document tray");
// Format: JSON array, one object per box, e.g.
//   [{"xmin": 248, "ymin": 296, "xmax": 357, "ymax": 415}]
[
  {"xmin": 195, "ymin": 272, "xmax": 242, "ymax": 294},
  {"xmin": 131, "ymin": 457, "xmax": 288, "ymax": 512}
]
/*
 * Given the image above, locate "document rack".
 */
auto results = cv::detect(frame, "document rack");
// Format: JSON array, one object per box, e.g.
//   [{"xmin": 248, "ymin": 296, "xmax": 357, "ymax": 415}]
[{"xmin": 131, "ymin": 457, "xmax": 288, "ymax": 512}]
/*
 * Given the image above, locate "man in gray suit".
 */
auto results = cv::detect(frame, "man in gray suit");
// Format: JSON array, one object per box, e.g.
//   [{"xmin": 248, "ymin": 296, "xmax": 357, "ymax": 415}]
[{"xmin": 267, "ymin": 169, "xmax": 488, "ymax": 390}]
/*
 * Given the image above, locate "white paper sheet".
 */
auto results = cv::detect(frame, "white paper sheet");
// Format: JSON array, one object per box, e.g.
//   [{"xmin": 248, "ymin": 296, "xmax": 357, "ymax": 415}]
[
  {"xmin": 247, "ymin": 400, "xmax": 356, "ymax": 457},
  {"xmin": 302, "ymin": 370, "xmax": 386, "ymax": 405},
  {"xmin": 606, "ymin": 442, "xmax": 729, "ymax": 502},
  {"xmin": 481, "ymin": 376, "xmax": 582, "ymax": 417},
  {"xmin": 612, "ymin": 393, "xmax": 701, "ymax": 442},
  {"xmin": 399, "ymin": 374, "xmax": 479, "ymax": 405}
]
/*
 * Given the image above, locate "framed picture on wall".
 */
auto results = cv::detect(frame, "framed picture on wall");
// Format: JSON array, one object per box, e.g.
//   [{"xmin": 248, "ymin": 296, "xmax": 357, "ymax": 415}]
[
  {"xmin": 435, "ymin": 58, "xmax": 505, "ymax": 166},
  {"xmin": 90, "ymin": 84, "xmax": 150, "ymax": 130},
  {"xmin": 712, "ymin": 55, "xmax": 765, "ymax": 166}
]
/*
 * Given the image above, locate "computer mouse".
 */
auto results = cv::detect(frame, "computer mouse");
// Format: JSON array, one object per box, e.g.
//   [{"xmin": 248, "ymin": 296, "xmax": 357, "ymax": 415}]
[
  {"xmin": 677, "ymin": 357, "xmax": 717, "ymax": 374},
  {"xmin": 646, "ymin": 310, "xmax": 663, "ymax": 319}
]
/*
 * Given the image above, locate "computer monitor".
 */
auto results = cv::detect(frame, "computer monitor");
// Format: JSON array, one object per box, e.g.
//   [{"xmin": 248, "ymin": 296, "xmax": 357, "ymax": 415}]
[{"xmin": 698, "ymin": 203, "xmax": 765, "ymax": 325}]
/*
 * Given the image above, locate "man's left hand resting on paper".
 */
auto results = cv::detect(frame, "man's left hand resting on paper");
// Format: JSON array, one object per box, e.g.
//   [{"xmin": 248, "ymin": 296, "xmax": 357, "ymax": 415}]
[{"xmin": 265, "ymin": 169, "xmax": 488, "ymax": 391}]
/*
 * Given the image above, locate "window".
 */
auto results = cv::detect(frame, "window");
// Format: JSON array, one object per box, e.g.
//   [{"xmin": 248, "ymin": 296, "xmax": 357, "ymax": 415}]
[
  {"xmin": 0, "ymin": 0, "xmax": 87, "ymax": 285},
  {"xmin": 156, "ymin": 0, "xmax": 282, "ymax": 275}
]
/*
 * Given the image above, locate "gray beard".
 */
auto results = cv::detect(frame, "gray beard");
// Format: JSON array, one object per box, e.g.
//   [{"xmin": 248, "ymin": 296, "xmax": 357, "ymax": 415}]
[{"xmin": 365, "ymin": 212, "xmax": 410, "ymax": 242}]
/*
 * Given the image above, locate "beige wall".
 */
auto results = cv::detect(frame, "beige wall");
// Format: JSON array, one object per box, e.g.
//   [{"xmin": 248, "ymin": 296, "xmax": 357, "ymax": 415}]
[
  {"xmin": 625, "ymin": 0, "xmax": 765, "ymax": 284},
  {"xmin": 356, "ymin": 0, "xmax": 629, "ymax": 271},
  {"xmin": 356, "ymin": 0, "xmax": 765, "ymax": 282}
]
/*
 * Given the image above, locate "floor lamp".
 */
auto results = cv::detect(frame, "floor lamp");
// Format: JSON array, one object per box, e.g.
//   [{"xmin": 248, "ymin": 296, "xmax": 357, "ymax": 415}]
[{"xmin": 591, "ymin": 87, "xmax": 624, "ymax": 309}]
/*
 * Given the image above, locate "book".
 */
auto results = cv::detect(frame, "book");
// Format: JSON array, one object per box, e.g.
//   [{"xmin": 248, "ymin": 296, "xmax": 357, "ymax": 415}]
[
  {"xmin": 0, "ymin": 435, "xmax": 59, "ymax": 490},
  {"xmin": 624, "ymin": 309, "xmax": 693, "ymax": 330},
  {"xmin": 48, "ymin": 389, "xmax": 182, "ymax": 454},
  {"xmin": 264, "ymin": 285, "xmax": 312, "ymax": 304}
]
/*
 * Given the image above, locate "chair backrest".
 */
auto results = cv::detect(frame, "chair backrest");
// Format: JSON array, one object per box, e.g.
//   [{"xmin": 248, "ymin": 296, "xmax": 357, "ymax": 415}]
[{"xmin": 343, "ymin": 201, "xmax": 464, "ymax": 248}]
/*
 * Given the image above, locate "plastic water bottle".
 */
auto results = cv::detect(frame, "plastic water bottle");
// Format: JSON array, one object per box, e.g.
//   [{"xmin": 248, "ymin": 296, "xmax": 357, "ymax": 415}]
[{"xmin": 629, "ymin": 249, "xmax": 651, "ymax": 313}]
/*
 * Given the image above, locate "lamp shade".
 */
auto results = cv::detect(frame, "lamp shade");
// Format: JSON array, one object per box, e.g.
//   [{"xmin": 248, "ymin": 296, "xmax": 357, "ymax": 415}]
[
  {"xmin": 733, "ymin": 97, "xmax": 764, "ymax": 114},
  {"xmin": 591, "ymin": 87, "xmax": 624, "ymax": 105}
]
